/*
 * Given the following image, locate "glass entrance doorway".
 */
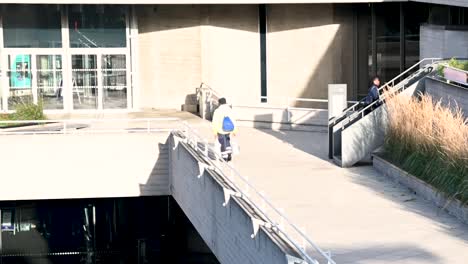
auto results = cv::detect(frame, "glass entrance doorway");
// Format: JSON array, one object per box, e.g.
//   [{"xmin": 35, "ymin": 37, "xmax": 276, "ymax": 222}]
[
  {"xmin": 0, "ymin": 5, "xmax": 132, "ymax": 113},
  {"xmin": 71, "ymin": 53, "xmax": 128, "ymax": 110},
  {"xmin": 3, "ymin": 53, "xmax": 64, "ymax": 110}
]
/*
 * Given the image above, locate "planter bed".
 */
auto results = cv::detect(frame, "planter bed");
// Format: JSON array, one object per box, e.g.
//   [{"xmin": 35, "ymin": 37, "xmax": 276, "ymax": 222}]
[
  {"xmin": 373, "ymin": 153, "xmax": 468, "ymax": 225},
  {"xmin": 443, "ymin": 66, "xmax": 468, "ymax": 86}
]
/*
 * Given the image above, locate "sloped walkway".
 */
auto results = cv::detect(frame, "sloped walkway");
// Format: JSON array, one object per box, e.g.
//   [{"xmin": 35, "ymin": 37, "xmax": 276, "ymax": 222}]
[{"xmin": 230, "ymin": 128, "xmax": 468, "ymax": 264}]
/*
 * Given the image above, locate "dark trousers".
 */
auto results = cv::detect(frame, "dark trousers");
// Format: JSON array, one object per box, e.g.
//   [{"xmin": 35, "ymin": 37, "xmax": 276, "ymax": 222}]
[{"xmin": 217, "ymin": 133, "xmax": 232, "ymax": 161}]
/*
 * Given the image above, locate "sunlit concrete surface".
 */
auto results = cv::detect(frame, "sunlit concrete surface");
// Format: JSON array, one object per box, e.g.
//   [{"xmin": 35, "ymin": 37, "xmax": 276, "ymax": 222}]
[
  {"xmin": 230, "ymin": 127, "xmax": 468, "ymax": 264},
  {"xmin": 0, "ymin": 110, "xmax": 209, "ymax": 200},
  {"xmin": 1, "ymin": 111, "xmax": 467, "ymax": 264}
]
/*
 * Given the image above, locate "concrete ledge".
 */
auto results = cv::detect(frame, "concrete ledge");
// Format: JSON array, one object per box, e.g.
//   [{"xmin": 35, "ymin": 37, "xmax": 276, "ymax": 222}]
[
  {"xmin": 373, "ymin": 154, "xmax": 468, "ymax": 225},
  {"xmin": 237, "ymin": 120, "xmax": 327, "ymax": 132}
]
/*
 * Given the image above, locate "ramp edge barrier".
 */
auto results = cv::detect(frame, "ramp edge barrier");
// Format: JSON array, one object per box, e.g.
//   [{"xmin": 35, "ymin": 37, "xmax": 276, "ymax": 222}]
[
  {"xmin": 174, "ymin": 122, "xmax": 336, "ymax": 264},
  {"xmin": 0, "ymin": 118, "xmax": 181, "ymax": 135}
]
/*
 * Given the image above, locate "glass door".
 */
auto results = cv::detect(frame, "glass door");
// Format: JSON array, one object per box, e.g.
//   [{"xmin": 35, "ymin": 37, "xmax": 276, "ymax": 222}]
[
  {"xmin": 71, "ymin": 53, "xmax": 128, "ymax": 110},
  {"xmin": 4, "ymin": 53, "xmax": 64, "ymax": 111},
  {"xmin": 71, "ymin": 54, "xmax": 99, "ymax": 110},
  {"xmin": 102, "ymin": 54, "xmax": 127, "ymax": 109},
  {"xmin": 6, "ymin": 54, "xmax": 33, "ymax": 110},
  {"xmin": 36, "ymin": 55, "xmax": 64, "ymax": 110}
]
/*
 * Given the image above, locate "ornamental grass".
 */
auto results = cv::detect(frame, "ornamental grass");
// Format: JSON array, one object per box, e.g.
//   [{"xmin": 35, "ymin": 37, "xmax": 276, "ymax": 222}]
[{"xmin": 384, "ymin": 92, "xmax": 468, "ymax": 204}]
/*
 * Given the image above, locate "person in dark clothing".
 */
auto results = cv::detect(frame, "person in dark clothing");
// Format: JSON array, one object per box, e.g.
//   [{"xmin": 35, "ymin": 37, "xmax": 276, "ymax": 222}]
[
  {"xmin": 360, "ymin": 76, "xmax": 381, "ymax": 113},
  {"xmin": 365, "ymin": 76, "xmax": 380, "ymax": 105}
]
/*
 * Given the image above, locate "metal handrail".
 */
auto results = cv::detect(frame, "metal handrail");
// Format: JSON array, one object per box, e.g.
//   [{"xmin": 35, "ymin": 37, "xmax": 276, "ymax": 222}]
[
  {"xmin": 328, "ymin": 57, "xmax": 443, "ymax": 126},
  {"xmin": 198, "ymin": 84, "xmax": 354, "ymax": 113},
  {"xmin": 0, "ymin": 118, "xmax": 180, "ymax": 135},
  {"xmin": 197, "ymin": 82, "xmax": 223, "ymax": 98},
  {"xmin": 178, "ymin": 122, "xmax": 335, "ymax": 264},
  {"xmin": 336, "ymin": 59, "xmax": 441, "ymax": 130}
]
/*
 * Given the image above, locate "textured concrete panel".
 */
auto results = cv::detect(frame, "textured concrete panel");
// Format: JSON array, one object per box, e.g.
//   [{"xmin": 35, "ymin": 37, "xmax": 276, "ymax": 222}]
[
  {"xmin": 426, "ymin": 77, "xmax": 468, "ymax": 117},
  {"xmin": 341, "ymin": 106, "xmax": 387, "ymax": 167},
  {"xmin": 420, "ymin": 25, "xmax": 468, "ymax": 61},
  {"xmin": 201, "ymin": 5, "xmax": 261, "ymax": 106},
  {"xmin": 266, "ymin": 4, "xmax": 355, "ymax": 102},
  {"xmin": 137, "ymin": 5, "xmax": 202, "ymax": 110}
]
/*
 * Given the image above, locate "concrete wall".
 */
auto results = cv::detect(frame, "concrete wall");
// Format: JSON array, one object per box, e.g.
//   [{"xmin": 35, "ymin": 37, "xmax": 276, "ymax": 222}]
[
  {"xmin": 233, "ymin": 105, "xmax": 328, "ymax": 131},
  {"xmin": 137, "ymin": 5, "xmax": 260, "ymax": 110},
  {"xmin": 137, "ymin": 5, "xmax": 202, "ymax": 110},
  {"xmin": 201, "ymin": 5, "xmax": 261, "ymax": 106},
  {"xmin": 420, "ymin": 25, "xmax": 468, "ymax": 60},
  {"xmin": 340, "ymin": 106, "xmax": 387, "ymax": 167},
  {"xmin": 137, "ymin": 4, "xmax": 355, "ymax": 110},
  {"xmin": 170, "ymin": 135, "xmax": 303, "ymax": 264},
  {"xmin": 266, "ymin": 4, "xmax": 354, "ymax": 106},
  {"xmin": 425, "ymin": 77, "xmax": 468, "ymax": 117},
  {"xmin": 0, "ymin": 134, "xmax": 170, "ymax": 200}
]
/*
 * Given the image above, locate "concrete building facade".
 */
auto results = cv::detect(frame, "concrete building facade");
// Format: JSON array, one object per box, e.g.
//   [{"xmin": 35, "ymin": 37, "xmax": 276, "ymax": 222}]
[{"xmin": 0, "ymin": 1, "xmax": 465, "ymax": 113}]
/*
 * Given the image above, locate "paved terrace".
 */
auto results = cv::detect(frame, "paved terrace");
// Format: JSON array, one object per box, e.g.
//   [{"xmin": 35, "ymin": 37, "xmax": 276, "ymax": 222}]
[
  {"xmin": 231, "ymin": 128, "xmax": 468, "ymax": 264},
  {"xmin": 165, "ymin": 112, "xmax": 468, "ymax": 264},
  {"xmin": 1, "ymin": 110, "xmax": 467, "ymax": 263}
]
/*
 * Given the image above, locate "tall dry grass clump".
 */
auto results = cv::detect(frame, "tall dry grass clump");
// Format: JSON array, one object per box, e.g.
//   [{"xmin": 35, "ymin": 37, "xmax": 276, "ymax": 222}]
[{"xmin": 384, "ymin": 92, "xmax": 468, "ymax": 204}]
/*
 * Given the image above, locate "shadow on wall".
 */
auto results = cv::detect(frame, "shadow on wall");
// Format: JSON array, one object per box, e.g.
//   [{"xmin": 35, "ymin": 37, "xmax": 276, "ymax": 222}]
[
  {"xmin": 251, "ymin": 5, "xmax": 354, "ymax": 159},
  {"xmin": 252, "ymin": 113, "xmax": 331, "ymax": 162},
  {"xmin": 266, "ymin": 4, "xmax": 354, "ymax": 107},
  {"xmin": 137, "ymin": 5, "xmax": 260, "ymax": 34},
  {"xmin": 139, "ymin": 141, "xmax": 171, "ymax": 196}
]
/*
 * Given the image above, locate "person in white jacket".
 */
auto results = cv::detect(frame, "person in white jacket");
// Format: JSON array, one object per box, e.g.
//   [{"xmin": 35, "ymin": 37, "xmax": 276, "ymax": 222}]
[{"xmin": 212, "ymin": 98, "xmax": 237, "ymax": 161}]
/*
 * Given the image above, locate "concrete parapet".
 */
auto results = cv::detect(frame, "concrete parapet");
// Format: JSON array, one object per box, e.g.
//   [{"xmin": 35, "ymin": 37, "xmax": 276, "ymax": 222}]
[
  {"xmin": 373, "ymin": 154, "xmax": 468, "ymax": 225},
  {"xmin": 169, "ymin": 133, "xmax": 305, "ymax": 264}
]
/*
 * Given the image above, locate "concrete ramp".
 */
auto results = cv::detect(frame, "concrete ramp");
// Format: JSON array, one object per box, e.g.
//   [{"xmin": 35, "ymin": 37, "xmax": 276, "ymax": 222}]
[{"xmin": 169, "ymin": 134, "xmax": 306, "ymax": 264}]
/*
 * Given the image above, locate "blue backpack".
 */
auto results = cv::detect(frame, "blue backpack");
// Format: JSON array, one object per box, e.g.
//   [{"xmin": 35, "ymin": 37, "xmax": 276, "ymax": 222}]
[{"xmin": 222, "ymin": 116, "xmax": 235, "ymax": 132}]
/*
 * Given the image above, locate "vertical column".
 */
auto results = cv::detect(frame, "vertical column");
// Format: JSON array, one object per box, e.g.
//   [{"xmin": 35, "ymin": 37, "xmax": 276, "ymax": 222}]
[
  {"xmin": 0, "ymin": 9, "xmax": 6, "ymax": 112},
  {"xmin": 259, "ymin": 4, "xmax": 267, "ymax": 103},
  {"xmin": 371, "ymin": 4, "xmax": 377, "ymax": 78},
  {"xmin": 32, "ymin": 55, "xmax": 38, "ymax": 104},
  {"xmin": 61, "ymin": 5, "xmax": 72, "ymax": 112},
  {"xmin": 126, "ymin": 5, "xmax": 135, "ymax": 110},
  {"xmin": 97, "ymin": 53, "xmax": 103, "ymax": 110},
  {"xmin": 400, "ymin": 3, "xmax": 405, "ymax": 73},
  {"xmin": 352, "ymin": 6, "xmax": 358, "ymax": 100}
]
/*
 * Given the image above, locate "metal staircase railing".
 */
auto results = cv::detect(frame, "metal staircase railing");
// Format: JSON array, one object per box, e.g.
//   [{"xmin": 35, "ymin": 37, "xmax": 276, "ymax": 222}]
[
  {"xmin": 328, "ymin": 58, "xmax": 442, "ymax": 127},
  {"xmin": 328, "ymin": 58, "xmax": 442, "ymax": 159}
]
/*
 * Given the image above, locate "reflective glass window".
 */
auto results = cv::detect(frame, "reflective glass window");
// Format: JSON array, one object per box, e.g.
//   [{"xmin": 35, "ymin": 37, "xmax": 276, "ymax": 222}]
[
  {"xmin": 3, "ymin": 5, "xmax": 62, "ymax": 48},
  {"xmin": 69, "ymin": 5, "xmax": 127, "ymax": 48},
  {"xmin": 102, "ymin": 55, "xmax": 127, "ymax": 109},
  {"xmin": 72, "ymin": 54, "xmax": 98, "ymax": 109},
  {"xmin": 375, "ymin": 3, "xmax": 401, "ymax": 83}
]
